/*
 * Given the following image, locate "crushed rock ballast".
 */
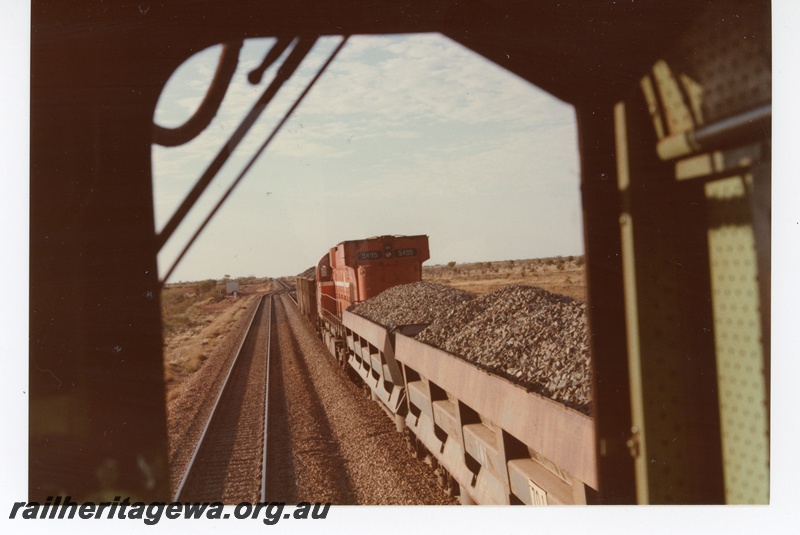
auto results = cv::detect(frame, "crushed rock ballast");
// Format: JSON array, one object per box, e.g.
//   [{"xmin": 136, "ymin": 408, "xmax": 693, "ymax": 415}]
[
  {"xmin": 352, "ymin": 283, "xmax": 591, "ymax": 415},
  {"xmin": 351, "ymin": 281, "xmax": 474, "ymax": 331}
]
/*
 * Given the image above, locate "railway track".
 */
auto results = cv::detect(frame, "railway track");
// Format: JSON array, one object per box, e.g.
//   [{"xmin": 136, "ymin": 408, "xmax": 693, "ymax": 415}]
[
  {"xmin": 275, "ymin": 278, "xmax": 296, "ymax": 303},
  {"xmin": 171, "ymin": 278, "xmax": 454, "ymax": 505},
  {"xmin": 174, "ymin": 293, "xmax": 273, "ymax": 503},
  {"xmin": 264, "ymin": 292, "xmax": 456, "ymax": 504}
]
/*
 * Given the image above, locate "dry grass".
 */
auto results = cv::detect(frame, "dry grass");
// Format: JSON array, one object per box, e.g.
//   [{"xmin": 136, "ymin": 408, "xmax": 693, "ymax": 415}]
[
  {"xmin": 423, "ymin": 256, "xmax": 586, "ymax": 301},
  {"xmin": 161, "ymin": 278, "xmax": 271, "ymax": 397}
]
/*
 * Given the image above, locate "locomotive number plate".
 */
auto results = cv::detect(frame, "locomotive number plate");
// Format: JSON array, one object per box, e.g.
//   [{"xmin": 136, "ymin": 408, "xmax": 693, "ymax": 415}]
[
  {"xmin": 396, "ymin": 248, "xmax": 417, "ymax": 257},
  {"xmin": 357, "ymin": 251, "xmax": 381, "ymax": 260}
]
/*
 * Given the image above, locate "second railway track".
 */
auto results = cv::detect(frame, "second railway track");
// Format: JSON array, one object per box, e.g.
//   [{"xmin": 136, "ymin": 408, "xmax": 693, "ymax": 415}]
[
  {"xmin": 175, "ymin": 293, "xmax": 273, "ymax": 503},
  {"xmin": 172, "ymin": 279, "xmax": 455, "ymax": 505}
]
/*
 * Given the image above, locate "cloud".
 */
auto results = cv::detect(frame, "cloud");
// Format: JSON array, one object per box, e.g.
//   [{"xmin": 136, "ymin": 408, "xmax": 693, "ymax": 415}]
[
  {"xmin": 152, "ymin": 33, "xmax": 582, "ymax": 281},
  {"xmin": 296, "ymin": 34, "xmax": 566, "ymax": 126},
  {"xmin": 155, "ymin": 33, "xmax": 569, "ymax": 172}
]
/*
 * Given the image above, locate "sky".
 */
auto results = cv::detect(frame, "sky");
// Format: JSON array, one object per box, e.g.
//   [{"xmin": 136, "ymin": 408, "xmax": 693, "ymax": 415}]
[{"xmin": 152, "ymin": 34, "xmax": 583, "ymax": 282}]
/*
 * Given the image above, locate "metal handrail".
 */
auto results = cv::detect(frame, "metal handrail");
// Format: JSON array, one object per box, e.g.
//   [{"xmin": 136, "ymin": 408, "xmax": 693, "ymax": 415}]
[{"xmin": 656, "ymin": 104, "xmax": 771, "ymax": 161}]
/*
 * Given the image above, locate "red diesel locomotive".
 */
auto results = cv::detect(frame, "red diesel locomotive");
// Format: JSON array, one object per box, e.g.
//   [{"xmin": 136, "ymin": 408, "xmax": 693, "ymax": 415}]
[{"xmin": 296, "ymin": 234, "xmax": 429, "ymax": 362}]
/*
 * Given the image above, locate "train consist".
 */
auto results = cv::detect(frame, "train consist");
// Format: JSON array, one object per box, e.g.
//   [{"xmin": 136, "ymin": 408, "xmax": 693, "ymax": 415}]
[
  {"xmin": 31, "ymin": 0, "xmax": 770, "ymax": 505},
  {"xmin": 295, "ymin": 235, "xmax": 597, "ymax": 505}
]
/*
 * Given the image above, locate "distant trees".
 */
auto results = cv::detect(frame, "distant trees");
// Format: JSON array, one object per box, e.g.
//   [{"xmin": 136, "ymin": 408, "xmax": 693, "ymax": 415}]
[{"xmin": 195, "ymin": 279, "xmax": 217, "ymax": 296}]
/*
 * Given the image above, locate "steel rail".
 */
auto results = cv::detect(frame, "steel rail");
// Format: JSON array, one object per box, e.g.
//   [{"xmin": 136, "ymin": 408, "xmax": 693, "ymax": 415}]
[
  {"xmin": 260, "ymin": 294, "xmax": 273, "ymax": 501},
  {"xmin": 286, "ymin": 288, "xmax": 298, "ymax": 307},
  {"xmin": 275, "ymin": 279, "xmax": 298, "ymax": 306},
  {"xmin": 173, "ymin": 293, "xmax": 266, "ymax": 501}
]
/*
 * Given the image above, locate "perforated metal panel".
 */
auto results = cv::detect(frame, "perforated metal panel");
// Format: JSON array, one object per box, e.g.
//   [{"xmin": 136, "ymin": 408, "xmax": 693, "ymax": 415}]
[
  {"xmin": 705, "ymin": 175, "xmax": 769, "ymax": 504},
  {"xmin": 671, "ymin": 3, "xmax": 771, "ymax": 123},
  {"xmin": 619, "ymin": 208, "xmax": 722, "ymax": 503},
  {"xmin": 616, "ymin": 99, "xmax": 724, "ymax": 503}
]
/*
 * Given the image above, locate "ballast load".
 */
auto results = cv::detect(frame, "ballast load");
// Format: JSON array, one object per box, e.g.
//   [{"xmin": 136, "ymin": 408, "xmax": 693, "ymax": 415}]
[
  {"xmin": 295, "ymin": 235, "xmax": 597, "ymax": 505},
  {"xmin": 356, "ymin": 283, "xmax": 592, "ymax": 415}
]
